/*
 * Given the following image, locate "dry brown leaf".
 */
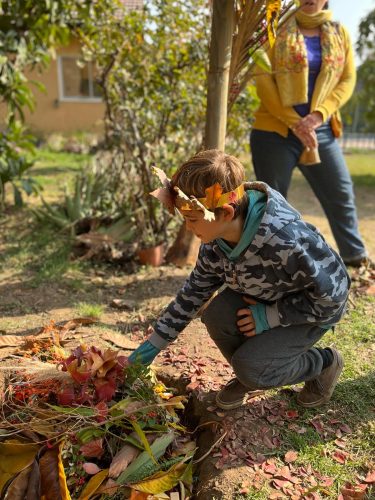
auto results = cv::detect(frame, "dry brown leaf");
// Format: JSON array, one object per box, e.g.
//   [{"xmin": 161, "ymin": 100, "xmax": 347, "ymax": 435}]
[
  {"xmin": 108, "ymin": 442, "xmax": 140, "ymax": 479},
  {"xmin": 284, "ymin": 450, "xmax": 298, "ymax": 463},
  {"xmin": 101, "ymin": 332, "xmax": 138, "ymax": 350},
  {"xmin": 0, "ymin": 336, "xmax": 25, "ymax": 348}
]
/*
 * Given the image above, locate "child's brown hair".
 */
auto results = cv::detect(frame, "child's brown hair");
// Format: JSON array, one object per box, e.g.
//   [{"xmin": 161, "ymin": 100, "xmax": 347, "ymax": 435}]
[{"xmin": 171, "ymin": 149, "xmax": 248, "ymax": 219}]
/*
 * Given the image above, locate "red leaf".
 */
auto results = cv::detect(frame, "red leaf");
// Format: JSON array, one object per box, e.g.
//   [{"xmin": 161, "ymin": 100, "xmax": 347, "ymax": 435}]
[
  {"xmin": 285, "ymin": 409, "xmax": 299, "ymax": 419},
  {"xmin": 340, "ymin": 423, "xmax": 353, "ymax": 434},
  {"xmin": 66, "ymin": 359, "xmax": 91, "ymax": 384},
  {"xmin": 94, "ymin": 379, "xmax": 116, "ymax": 402},
  {"xmin": 340, "ymin": 482, "xmax": 367, "ymax": 499},
  {"xmin": 186, "ymin": 381, "xmax": 200, "ymax": 392},
  {"xmin": 57, "ymin": 385, "xmax": 75, "ymax": 406},
  {"xmin": 80, "ymin": 438, "xmax": 104, "ymax": 458},
  {"xmin": 95, "ymin": 401, "xmax": 109, "ymax": 422},
  {"xmin": 332, "ymin": 450, "xmax": 349, "ymax": 464},
  {"xmin": 284, "ymin": 450, "xmax": 298, "ymax": 463},
  {"xmin": 364, "ymin": 470, "xmax": 375, "ymax": 483}
]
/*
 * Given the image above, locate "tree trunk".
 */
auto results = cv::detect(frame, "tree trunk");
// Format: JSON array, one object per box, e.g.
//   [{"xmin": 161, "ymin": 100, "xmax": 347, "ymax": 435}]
[{"xmin": 166, "ymin": 0, "xmax": 234, "ymax": 266}]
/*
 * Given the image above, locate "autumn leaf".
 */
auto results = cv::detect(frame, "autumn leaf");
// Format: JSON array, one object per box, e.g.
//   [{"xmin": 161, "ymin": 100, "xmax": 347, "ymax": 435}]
[
  {"xmin": 129, "ymin": 491, "xmax": 149, "ymax": 500},
  {"xmin": 0, "ymin": 440, "xmax": 40, "ymax": 494},
  {"xmin": 340, "ymin": 482, "xmax": 367, "ymax": 499},
  {"xmin": 80, "ymin": 438, "xmax": 104, "ymax": 459},
  {"xmin": 364, "ymin": 470, "xmax": 375, "ymax": 483},
  {"xmin": 284, "ymin": 450, "xmax": 298, "ymax": 463},
  {"xmin": 78, "ymin": 469, "xmax": 108, "ymax": 500},
  {"xmin": 109, "ymin": 441, "xmax": 140, "ymax": 479},
  {"xmin": 131, "ymin": 461, "xmax": 190, "ymax": 494},
  {"xmin": 332, "ymin": 450, "xmax": 349, "ymax": 464},
  {"xmin": 266, "ymin": 0, "xmax": 282, "ymax": 47},
  {"xmin": 204, "ymin": 183, "xmax": 222, "ymax": 210},
  {"xmin": 39, "ymin": 443, "xmax": 71, "ymax": 500},
  {"xmin": 2, "ymin": 464, "xmax": 33, "ymax": 498}
]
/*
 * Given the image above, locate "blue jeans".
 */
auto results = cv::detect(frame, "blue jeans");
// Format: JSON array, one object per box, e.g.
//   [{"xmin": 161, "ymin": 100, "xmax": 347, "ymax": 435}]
[{"xmin": 250, "ymin": 123, "xmax": 367, "ymax": 262}]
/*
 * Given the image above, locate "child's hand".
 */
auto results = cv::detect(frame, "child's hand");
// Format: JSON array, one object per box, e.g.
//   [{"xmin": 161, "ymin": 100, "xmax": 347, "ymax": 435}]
[{"xmin": 237, "ymin": 296, "xmax": 257, "ymax": 337}]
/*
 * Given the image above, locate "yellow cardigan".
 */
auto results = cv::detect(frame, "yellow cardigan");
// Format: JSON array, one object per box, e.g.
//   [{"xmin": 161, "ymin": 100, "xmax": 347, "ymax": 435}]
[{"xmin": 252, "ymin": 25, "xmax": 356, "ymax": 138}]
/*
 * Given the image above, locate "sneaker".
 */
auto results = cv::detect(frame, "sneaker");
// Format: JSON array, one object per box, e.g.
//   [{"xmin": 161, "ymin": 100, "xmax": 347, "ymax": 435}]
[
  {"xmin": 297, "ymin": 349, "xmax": 344, "ymax": 408},
  {"xmin": 215, "ymin": 378, "xmax": 264, "ymax": 410}
]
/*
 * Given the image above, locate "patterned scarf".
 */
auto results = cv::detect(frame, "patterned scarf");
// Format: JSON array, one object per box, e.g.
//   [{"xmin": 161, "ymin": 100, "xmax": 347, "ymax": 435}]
[{"xmin": 274, "ymin": 10, "xmax": 346, "ymax": 107}]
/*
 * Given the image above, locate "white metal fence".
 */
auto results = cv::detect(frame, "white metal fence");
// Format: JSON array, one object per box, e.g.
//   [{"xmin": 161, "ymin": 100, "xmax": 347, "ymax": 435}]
[{"xmin": 338, "ymin": 133, "xmax": 375, "ymax": 151}]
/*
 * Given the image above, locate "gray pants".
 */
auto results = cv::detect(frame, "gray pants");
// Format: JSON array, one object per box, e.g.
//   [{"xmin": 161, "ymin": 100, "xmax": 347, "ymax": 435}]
[{"xmin": 202, "ymin": 288, "xmax": 327, "ymax": 390}]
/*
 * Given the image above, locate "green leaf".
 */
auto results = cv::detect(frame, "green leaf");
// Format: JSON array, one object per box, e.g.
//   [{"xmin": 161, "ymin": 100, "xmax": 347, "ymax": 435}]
[
  {"xmin": 131, "ymin": 421, "xmax": 157, "ymax": 464},
  {"xmin": 117, "ymin": 432, "xmax": 175, "ymax": 485},
  {"xmin": 76, "ymin": 428, "xmax": 105, "ymax": 444},
  {"xmin": 48, "ymin": 405, "xmax": 96, "ymax": 417},
  {"xmin": 251, "ymin": 48, "xmax": 272, "ymax": 73}
]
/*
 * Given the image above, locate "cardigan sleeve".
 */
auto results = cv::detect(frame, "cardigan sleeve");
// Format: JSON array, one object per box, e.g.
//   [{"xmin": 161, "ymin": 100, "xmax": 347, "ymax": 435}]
[
  {"xmin": 314, "ymin": 26, "xmax": 356, "ymax": 121},
  {"xmin": 254, "ymin": 67, "xmax": 302, "ymax": 129}
]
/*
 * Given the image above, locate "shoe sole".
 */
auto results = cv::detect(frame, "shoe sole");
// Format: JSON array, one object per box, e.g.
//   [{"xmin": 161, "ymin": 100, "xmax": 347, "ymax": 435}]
[
  {"xmin": 215, "ymin": 390, "xmax": 265, "ymax": 410},
  {"xmin": 297, "ymin": 351, "xmax": 344, "ymax": 408}
]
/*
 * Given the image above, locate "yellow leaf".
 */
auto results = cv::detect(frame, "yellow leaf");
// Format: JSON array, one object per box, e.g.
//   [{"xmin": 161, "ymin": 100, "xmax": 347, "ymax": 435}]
[
  {"xmin": 0, "ymin": 440, "xmax": 40, "ymax": 494},
  {"xmin": 266, "ymin": 0, "xmax": 282, "ymax": 47},
  {"xmin": 78, "ymin": 469, "xmax": 109, "ymax": 499},
  {"xmin": 131, "ymin": 462, "xmax": 189, "ymax": 494}
]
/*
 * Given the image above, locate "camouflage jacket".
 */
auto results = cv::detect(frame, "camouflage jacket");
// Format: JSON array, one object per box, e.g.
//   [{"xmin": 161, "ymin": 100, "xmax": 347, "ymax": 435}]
[{"xmin": 149, "ymin": 182, "xmax": 350, "ymax": 350}]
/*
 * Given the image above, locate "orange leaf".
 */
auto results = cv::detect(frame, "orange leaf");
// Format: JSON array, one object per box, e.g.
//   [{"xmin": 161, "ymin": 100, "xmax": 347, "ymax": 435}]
[
  {"xmin": 130, "ymin": 490, "xmax": 150, "ymax": 499},
  {"xmin": 204, "ymin": 183, "xmax": 222, "ymax": 209},
  {"xmin": 340, "ymin": 482, "xmax": 367, "ymax": 499}
]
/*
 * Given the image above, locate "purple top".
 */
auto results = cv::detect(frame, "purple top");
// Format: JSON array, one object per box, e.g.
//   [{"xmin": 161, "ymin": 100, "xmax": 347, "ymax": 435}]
[{"xmin": 294, "ymin": 35, "xmax": 322, "ymax": 117}]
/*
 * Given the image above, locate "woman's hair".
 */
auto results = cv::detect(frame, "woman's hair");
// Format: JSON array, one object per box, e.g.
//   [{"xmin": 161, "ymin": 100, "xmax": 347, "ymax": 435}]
[
  {"xmin": 171, "ymin": 149, "xmax": 248, "ymax": 219},
  {"xmin": 324, "ymin": 1, "xmax": 329, "ymax": 9}
]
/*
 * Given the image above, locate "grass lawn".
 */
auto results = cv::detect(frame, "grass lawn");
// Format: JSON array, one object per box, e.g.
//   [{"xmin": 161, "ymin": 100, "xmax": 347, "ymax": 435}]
[{"xmin": 0, "ymin": 147, "xmax": 374, "ymax": 498}]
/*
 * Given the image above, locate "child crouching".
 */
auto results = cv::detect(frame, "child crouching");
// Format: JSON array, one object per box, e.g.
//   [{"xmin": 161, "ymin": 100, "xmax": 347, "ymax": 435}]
[{"xmin": 129, "ymin": 149, "xmax": 350, "ymax": 410}]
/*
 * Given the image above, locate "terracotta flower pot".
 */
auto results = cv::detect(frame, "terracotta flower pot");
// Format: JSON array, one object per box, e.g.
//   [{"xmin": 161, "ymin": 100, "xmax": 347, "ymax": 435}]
[{"xmin": 137, "ymin": 243, "xmax": 165, "ymax": 267}]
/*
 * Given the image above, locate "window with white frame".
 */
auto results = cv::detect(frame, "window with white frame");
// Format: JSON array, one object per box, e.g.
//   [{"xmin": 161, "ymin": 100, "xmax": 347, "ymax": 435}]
[{"xmin": 58, "ymin": 56, "xmax": 102, "ymax": 101}]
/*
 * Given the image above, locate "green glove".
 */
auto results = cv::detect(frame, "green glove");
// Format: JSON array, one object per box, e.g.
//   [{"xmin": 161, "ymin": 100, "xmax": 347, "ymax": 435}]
[{"xmin": 128, "ymin": 340, "xmax": 160, "ymax": 365}]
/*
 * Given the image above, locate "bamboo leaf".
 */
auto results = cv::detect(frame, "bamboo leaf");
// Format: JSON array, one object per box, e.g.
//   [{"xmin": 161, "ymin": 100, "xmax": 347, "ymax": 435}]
[
  {"xmin": 117, "ymin": 432, "xmax": 175, "ymax": 485},
  {"xmin": 77, "ymin": 469, "xmax": 108, "ymax": 500},
  {"xmin": 251, "ymin": 48, "xmax": 272, "ymax": 73},
  {"xmin": 131, "ymin": 421, "xmax": 157, "ymax": 464}
]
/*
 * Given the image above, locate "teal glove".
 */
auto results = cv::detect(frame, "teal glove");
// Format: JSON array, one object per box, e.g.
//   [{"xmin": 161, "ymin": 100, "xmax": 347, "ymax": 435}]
[
  {"xmin": 128, "ymin": 340, "xmax": 160, "ymax": 365},
  {"xmin": 248, "ymin": 303, "xmax": 270, "ymax": 335}
]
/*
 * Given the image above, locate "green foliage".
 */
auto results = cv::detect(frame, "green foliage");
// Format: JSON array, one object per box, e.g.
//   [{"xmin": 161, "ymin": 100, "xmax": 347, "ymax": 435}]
[
  {"xmin": 355, "ymin": 8, "xmax": 375, "ymax": 132},
  {"xmin": 79, "ymin": 0, "xmax": 209, "ymax": 246},
  {"xmin": 0, "ymin": 121, "xmax": 39, "ymax": 207},
  {"xmin": 0, "ymin": 0, "xmax": 114, "ymax": 207},
  {"xmin": 75, "ymin": 302, "xmax": 104, "ymax": 318}
]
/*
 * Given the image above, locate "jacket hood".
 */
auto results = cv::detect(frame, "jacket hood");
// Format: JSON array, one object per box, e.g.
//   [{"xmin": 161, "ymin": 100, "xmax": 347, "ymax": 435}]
[{"xmin": 212, "ymin": 181, "xmax": 301, "ymax": 258}]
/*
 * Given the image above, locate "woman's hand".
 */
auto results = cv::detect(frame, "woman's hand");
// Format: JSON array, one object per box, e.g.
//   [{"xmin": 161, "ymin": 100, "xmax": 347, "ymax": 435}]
[
  {"xmin": 292, "ymin": 126, "xmax": 318, "ymax": 150},
  {"xmin": 237, "ymin": 296, "xmax": 257, "ymax": 337},
  {"xmin": 293, "ymin": 111, "xmax": 324, "ymax": 149}
]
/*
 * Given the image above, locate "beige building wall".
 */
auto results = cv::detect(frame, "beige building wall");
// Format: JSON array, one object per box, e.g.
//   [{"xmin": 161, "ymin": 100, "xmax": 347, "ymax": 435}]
[{"xmin": 2, "ymin": 39, "xmax": 106, "ymax": 135}]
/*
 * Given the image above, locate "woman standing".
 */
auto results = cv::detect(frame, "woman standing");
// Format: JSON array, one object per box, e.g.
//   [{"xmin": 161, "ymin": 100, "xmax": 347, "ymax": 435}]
[{"xmin": 250, "ymin": 0, "xmax": 368, "ymax": 267}]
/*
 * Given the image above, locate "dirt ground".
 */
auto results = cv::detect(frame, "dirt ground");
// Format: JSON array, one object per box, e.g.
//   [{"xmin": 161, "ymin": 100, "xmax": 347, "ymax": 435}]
[{"xmin": 0, "ymin": 170, "xmax": 374, "ymax": 499}]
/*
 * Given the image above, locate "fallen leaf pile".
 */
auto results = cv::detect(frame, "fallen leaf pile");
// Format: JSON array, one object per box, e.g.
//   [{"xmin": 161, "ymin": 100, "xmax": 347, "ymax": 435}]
[{"xmin": 0, "ymin": 321, "xmax": 195, "ymax": 499}]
